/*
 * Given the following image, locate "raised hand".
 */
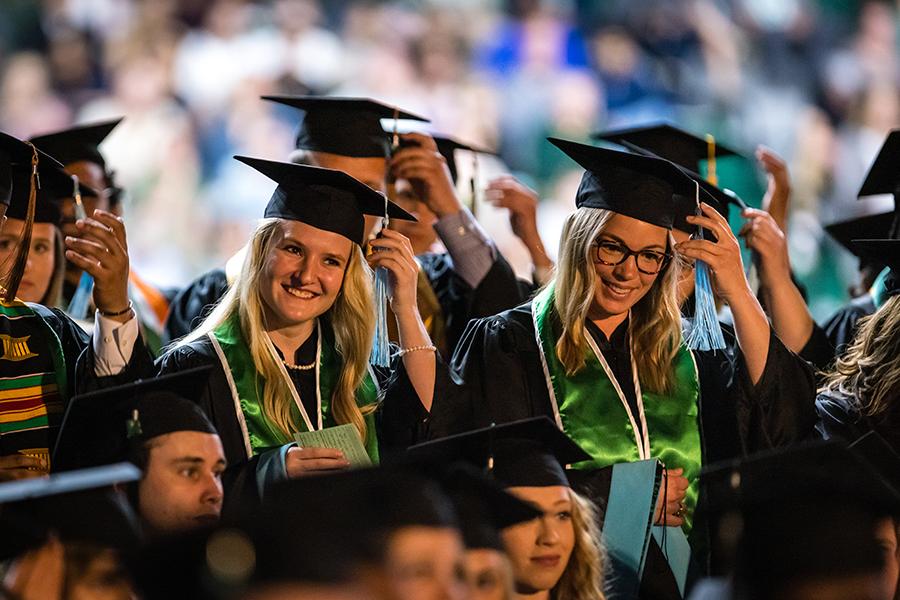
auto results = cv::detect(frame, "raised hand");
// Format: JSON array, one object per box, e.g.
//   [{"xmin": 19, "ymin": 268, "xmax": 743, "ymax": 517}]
[{"xmin": 390, "ymin": 133, "xmax": 461, "ymax": 218}]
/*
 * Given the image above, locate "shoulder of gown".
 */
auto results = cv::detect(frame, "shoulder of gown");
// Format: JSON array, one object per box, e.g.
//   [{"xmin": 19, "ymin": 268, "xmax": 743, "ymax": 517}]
[
  {"xmin": 814, "ymin": 388, "xmax": 866, "ymax": 442},
  {"xmin": 162, "ymin": 268, "xmax": 229, "ymax": 345},
  {"xmin": 823, "ymin": 294, "xmax": 876, "ymax": 352}
]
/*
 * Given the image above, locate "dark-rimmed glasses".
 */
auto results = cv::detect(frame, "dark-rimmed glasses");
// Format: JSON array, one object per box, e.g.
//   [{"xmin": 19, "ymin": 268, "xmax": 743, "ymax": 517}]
[{"xmin": 592, "ymin": 240, "xmax": 671, "ymax": 275}]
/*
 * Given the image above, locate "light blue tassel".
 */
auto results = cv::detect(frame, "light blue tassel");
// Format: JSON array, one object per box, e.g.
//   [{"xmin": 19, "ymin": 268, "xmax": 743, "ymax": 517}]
[
  {"xmin": 685, "ymin": 259, "xmax": 725, "ymax": 351},
  {"xmin": 370, "ymin": 266, "xmax": 391, "ymax": 367}
]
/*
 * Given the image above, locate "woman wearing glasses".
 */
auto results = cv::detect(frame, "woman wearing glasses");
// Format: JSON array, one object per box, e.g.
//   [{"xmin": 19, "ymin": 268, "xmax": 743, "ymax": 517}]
[{"xmin": 432, "ymin": 139, "xmax": 815, "ymax": 571}]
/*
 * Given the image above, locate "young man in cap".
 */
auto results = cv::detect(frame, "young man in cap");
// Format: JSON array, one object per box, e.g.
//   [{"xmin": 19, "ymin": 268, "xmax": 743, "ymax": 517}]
[
  {"xmin": 54, "ymin": 368, "xmax": 226, "ymax": 537},
  {"xmin": 0, "ymin": 132, "xmax": 148, "ymax": 482}
]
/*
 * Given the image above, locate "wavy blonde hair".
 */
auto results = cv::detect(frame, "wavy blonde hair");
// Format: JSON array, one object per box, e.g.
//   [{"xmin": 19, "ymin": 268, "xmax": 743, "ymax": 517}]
[
  {"xmin": 553, "ymin": 207, "xmax": 684, "ymax": 394},
  {"xmin": 552, "ymin": 489, "xmax": 607, "ymax": 600},
  {"xmin": 819, "ymin": 294, "xmax": 900, "ymax": 418},
  {"xmin": 179, "ymin": 218, "xmax": 377, "ymax": 444}
]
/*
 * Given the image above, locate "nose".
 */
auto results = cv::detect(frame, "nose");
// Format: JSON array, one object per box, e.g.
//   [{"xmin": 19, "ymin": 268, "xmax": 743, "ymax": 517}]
[
  {"xmin": 295, "ymin": 256, "xmax": 318, "ymax": 286},
  {"xmin": 201, "ymin": 472, "xmax": 224, "ymax": 508},
  {"xmin": 536, "ymin": 516, "xmax": 561, "ymax": 546},
  {"xmin": 612, "ymin": 253, "xmax": 639, "ymax": 280}
]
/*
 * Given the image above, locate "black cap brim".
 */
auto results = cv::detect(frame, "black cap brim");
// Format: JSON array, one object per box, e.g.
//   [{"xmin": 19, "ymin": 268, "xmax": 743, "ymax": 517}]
[
  {"xmin": 858, "ymin": 130, "xmax": 900, "ymax": 197},
  {"xmin": 30, "ymin": 118, "xmax": 123, "ymax": 168}
]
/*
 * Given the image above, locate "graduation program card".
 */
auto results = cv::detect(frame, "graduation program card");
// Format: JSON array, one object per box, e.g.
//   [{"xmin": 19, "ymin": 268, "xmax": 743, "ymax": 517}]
[{"xmin": 293, "ymin": 424, "xmax": 372, "ymax": 468}]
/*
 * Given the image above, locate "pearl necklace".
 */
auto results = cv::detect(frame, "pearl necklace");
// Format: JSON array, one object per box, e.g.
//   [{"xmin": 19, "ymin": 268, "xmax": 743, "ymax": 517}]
[{"xmin": 283, "ymin": 360, "xmax": 316, "ymax": 371}]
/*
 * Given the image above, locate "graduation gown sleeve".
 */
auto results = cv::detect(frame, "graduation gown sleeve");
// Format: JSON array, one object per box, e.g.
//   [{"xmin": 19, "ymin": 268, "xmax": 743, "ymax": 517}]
[
  {"xmin": 162, "ymin": 269, "xmax": 229, "ymax": 345},
  {"xmin": 419, "ymin": 253, "xmax": 527, "ymax": 355},
  {"xmin": 372, "ymin": 353, "xmax": 434, "ymax": 462},
  {"xmin": 797, "ymin": 322, "xmax": 836, "ymax": 372}
]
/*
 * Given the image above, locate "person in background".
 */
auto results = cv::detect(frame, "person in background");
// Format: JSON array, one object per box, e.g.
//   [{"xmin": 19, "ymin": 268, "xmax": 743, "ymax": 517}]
[{"xmin": 30, "ymin": 119, "xmax": 174, "ymax": 353}]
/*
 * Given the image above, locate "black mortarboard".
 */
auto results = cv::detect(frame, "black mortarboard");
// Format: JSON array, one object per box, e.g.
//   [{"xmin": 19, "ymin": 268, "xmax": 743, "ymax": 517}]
[
  {"xmin": 53, "ymin": 367, "xmax": 217, "ymax": 471},
  {"xmin": 262, "ymin": 96, "xmax": 429, "ymax": 158},
  {"xmin": 407, "ymin": 416, "xmax": 592, "ymax": 488},
  {"xmin": 701, "ymin": 440, "xmax": 900, "ymax": 594},
  {"xmin": 435, "ymin": 463, "xmax": 541, "ymax": 551},
  {"xmin": 7, "ymin": 162, "xmax": 98, "ymax": 225},
  {"xmin": 433, "ymin": 134, "xmax": 495, "ymax": 184},
  {"xmin": 0, "ymin": 131, "xmax": 66, "ymax": 207},
  {"xmin": 858, "ymin": 130, "xmax": 900, "ymax": 198},
  {"xmin": 0, "ymin": 463, "xmax": 142, "ymax": 560},
  {"xmin": 824, "ymin": 211, "xmax": 893, "ymax": 255},
  {"xmin": 851, "ymin": 239, "xmax": 900, "ymax": 297},
  {"xmin": 548, "ymin": 137, "xmax": 703, "ymax": 230},
  {"xmin": 235, "ymin": 156, "xmax": 416, "ymax": 244},
  {"xmin": 593, "ymin": 122, "xmax": 740, "ymax": 172},
  {"xmin": 29, "ymin": 118, "xmax": 123, "ymax": 169}
]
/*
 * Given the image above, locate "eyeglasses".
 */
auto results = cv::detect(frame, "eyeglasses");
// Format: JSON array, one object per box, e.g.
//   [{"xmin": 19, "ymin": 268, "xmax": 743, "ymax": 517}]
[{"xmin": 592, "ymin": 240, "xmax": 672, "ymax": 275}]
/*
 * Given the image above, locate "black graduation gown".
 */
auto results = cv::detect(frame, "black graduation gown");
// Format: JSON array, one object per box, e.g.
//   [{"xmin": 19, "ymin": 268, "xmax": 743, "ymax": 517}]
[
  {"xmin": 429, "ymin": 302, "xmax": 817, "ymax": 589},
  {"xmin": 815, "ymin": 389, "xmax": 900, "ymax": 454},
  {"xmin": 797, "ymin": 322, "xmax": 836, "ymax": 372},
  {"xmin": 161, "ymin": 268, "xmax": 229, "ymax": 345},
  {"xmin": 822, "ymin": 294, "xmax": 876, "ymax": 356},
  {"xmin": 156, "ymin": 336, "xmax": 433, "ymax": 513},
  {"xmin": 161, "ymin": 252, "xmax": 526, "ymax": 353}
]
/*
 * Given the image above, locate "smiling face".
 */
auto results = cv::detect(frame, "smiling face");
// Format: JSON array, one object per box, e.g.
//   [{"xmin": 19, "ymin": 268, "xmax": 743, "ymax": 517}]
[
  {"xmin": 590, "ymin": 212, "xmax": 670, "ymax": 321},
  {"xmin": 138, "ymin": 430, "xmax": 226, "ymax": 536},
  {"xmin": 0, "ymin": 218, "xmax": 57, "ymax": 303},
  {"xmin": 259, "ymin": 220, "xmax": 353, "ymax": 333},
  {"xmin": 501, "ymin": 486, "xmax": 575, "ymax": 595}
]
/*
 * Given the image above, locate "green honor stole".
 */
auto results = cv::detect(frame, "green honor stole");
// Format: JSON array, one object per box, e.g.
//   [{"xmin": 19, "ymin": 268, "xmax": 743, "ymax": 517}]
[
  {"xmin": 531, "ymin": 285, "xmax": 703, "ymax": 529},
  {"xmin": 209, "ymin": 314, "xmax": 380, "ymax": 462}
]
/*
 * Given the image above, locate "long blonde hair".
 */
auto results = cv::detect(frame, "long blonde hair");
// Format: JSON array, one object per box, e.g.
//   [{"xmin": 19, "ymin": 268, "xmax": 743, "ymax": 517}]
[
  {"xmin": 552, "ymin": 489, "xmax": 606, "ymax": 600},
  {"xmin": 820, "ymin": 294, "xmax": 900, "ymax": 418},
  {"xmin": 553, "ymin": 207, "xmax": 684, "ymax": 394},
  {"xmin": 179, "ymin": 218, "xmax": 377, "ymax": 443}
]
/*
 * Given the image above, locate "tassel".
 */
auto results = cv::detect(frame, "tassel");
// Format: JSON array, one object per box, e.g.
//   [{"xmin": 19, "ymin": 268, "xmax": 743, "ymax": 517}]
[
  {"xmin": 2, "ymin": 145, "xmax": 39, "ymax": 302},
  {"xmin": 66, "ymin": 175, "xmax": 95, "ymax": 319},
  {"xmin": 685, "ymin": 180, "xmax": 726, "ymax": 351}
]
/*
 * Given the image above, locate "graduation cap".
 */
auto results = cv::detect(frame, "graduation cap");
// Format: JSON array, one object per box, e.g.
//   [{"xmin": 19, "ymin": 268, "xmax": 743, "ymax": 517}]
[
  {"xmin": 432, "ymin": 133, "xmax": 495, "ymax": 185},
  {"xmin": 29, "ymin": 118, "xmax": 123, "ymax": 170},
  {"xmin": 700, "ymin": 440, "xmax": 900, "ymax": 594},
  {"xmin": 7, "ymin": 162, "xmax": 99, "ymax": 225},
  {"xmin": 594, "ymin": 122, "xmax": 741, "ymax": 173},
  {"xmin": 548, "ymin": 137, "xmax": 708, "ymax": 230},
  {"xmin": 445, "ymin": 466, "xmax": 541, "ymax": 551},
  {"xmin": 858, "ymin": 130, "xmax": 900, "ymax": 239},
  {"xmin": 407, "ymin": 416, "xmax": 592, "ymax": 488},
  {"xmin": 0, "ymin": 462, "xmax": 142, "ymax": 561},
  {"xmin": 234, "ymin": 156, "xmax": 416, "ymax": 244},
  {"xmin": 262, "ymin": 96, "xmax": 429, "ymax": 158},
  {"xmin": 824, "ymin": 211, "xmax": 892, "ymax": 255},
  {"xmin": 851, "ymin": 239, "xmax": 900, "ymax": 297},
  {"xmin": 594, "ymin": 124, "xmax": 748, "ymax": 221},
  {"xmin": 53, "ymin": 367, "xmax": 217, "ymax": 472},
  {"xmin": 0, "ymin": 131, "xmax": 66, "ymax": 207}
]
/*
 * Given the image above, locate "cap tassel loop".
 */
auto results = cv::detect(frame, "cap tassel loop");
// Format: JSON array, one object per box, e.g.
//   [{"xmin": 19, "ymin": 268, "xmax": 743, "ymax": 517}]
[
  {"xmin": 66, "ymin": 174, "xmax": 95, "ymax": 319},
  {"xmin": 370, "ymin": 110, "xmax": 400, "ymax": 368},
  {"xmin": 685, "ymin": 180, "xmax": 726, "ymax": 351}
]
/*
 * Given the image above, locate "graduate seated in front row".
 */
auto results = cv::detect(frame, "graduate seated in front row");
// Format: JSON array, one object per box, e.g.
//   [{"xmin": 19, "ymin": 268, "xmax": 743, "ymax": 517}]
[
  {"xmin": 0, "ymin": 463, "xmax": 142, "ymax": 600},
  {"xmin": 429, "ymin": 139, "xmax": 817, "ymax": 589},
  {"xmin": 817, "ymin": 239, "xmax": 900, "ymax": 454},
  {"xmin": 409, "ymin": 418, "xmax": 607, "ymax": 600},
  {"xmin": 53, "ymin": 368, "xmax": 226, "ymax": 538},
  {"xmin": 0, "ymin": 132, "xmax": 147, "ymax": 482},
  {"xmin": 156, "ymin": 158, "xmax": 438, "ymax": 501}
]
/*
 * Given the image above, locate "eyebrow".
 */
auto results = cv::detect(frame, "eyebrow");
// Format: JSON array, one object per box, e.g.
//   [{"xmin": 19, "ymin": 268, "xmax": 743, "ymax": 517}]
[
  {"xmin": 598, "ymin": 233, "xmax": 666, "ymax": 252},
  {"xmin": 283, "ymin": 237, "xmax": 349, "ymax": 263},
  {"xmin": 170, "ymin": 456, "xmax": 226, "ymax": 467}
]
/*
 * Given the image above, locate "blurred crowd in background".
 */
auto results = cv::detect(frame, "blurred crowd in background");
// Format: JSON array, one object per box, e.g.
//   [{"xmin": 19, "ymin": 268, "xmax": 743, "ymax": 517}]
[{"xmin": 0, "ymin": 0, "xmax": 897, "ymax": 319}]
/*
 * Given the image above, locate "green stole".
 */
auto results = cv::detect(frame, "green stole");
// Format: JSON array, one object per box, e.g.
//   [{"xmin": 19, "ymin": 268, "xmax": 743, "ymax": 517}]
[
  {"xmin": 531, "ymin": 286, "xmax": 703, "ymax": 528},
  {"xmin": 208, "ymin": 314, "xmax": 380, "ymax": 462}
]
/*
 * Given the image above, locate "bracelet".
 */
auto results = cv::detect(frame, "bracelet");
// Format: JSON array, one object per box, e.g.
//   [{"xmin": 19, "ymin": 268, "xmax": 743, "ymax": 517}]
[
  {"xmin": 97, "ymin": 301, "xmax": 134, "ymax": 318},
  {"xmin": 397, "ymin": 344, "xmax": 437, "ymax": 357}
]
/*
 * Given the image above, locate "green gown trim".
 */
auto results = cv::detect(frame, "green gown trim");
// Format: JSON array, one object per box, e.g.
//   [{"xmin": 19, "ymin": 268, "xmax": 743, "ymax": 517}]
[
  {"xmin": 531, "ymin": 285, "xmax": 702, "ymax": 529},
  {"xmin": 210, "ymin": 314, "xmax": 380, "ymax": 462}
]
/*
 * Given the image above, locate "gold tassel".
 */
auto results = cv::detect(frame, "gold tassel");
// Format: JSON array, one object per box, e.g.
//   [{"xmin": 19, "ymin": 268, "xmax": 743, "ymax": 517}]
[
  {"xmin": 705, "ymin": 133, "xmax": 717, "ymax": 186},
  {"xmin": 2, "ymin": 144, "xmax": 39, "ymax": 302}
]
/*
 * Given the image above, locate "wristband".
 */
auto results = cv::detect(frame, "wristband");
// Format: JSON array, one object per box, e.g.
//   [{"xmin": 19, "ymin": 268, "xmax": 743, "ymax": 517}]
[{"xmin": 98, "ymin": 301, "xmax": 134, "ymax": 318}]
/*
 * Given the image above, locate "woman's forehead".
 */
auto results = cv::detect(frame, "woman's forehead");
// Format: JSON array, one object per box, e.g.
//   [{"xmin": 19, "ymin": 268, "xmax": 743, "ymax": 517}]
[
  {"xmin": 599, "ymin": 213, "xmax": 669, "ymax": 247},
  {"xmin": 280, "ymin": 219, "xmax": 354, "ymax": 255}
]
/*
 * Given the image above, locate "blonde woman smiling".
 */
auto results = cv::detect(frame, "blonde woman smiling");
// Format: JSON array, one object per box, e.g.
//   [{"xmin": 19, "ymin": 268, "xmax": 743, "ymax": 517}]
[{"xmin": 159, "ymin": 158, "xmax": 437, "ymax": 494}]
